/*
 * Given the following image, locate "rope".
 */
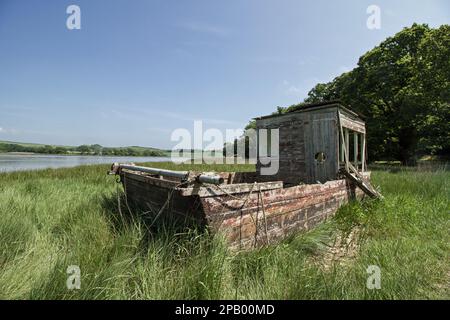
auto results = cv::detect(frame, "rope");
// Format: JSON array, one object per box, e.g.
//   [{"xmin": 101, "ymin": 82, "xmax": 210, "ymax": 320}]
[
  {"xmin": 115, "ymin": 172, "xmax": 193, "ymax": 228},
  {"xmin": 148, "ymin": 186, "xmax": 176, "ymax": 228},
  {"xmin": 214, "ymin": 183, "xmax": 249, "ymax": 200},
  {"xmin": 146, "ymin": 179, "xmax": 193, "ymax": 228},
  {"xmin": 251, "ymin": 194, "xmax": 259, "ymax": 248},
  {"xmin": 258, "ymin": 188, "xmax": 270, "ymax": 246},
  {"xmin": 115, "ymin": 177, "xmax": 127, "ymax": 227},
  {"xmin": 115, "ymin": 170, "xmax": 271, "ymax": 248},
  {"xmin": 237, "ymin": 182, "xmax": 257, "ymax": 249},
  {"xmin": 122, "ymin": 174, "xmax": 134, "ymax": 216},
  {"xmin": 213, "ymin": 181, "xmax": 271, "ymax": 248}
]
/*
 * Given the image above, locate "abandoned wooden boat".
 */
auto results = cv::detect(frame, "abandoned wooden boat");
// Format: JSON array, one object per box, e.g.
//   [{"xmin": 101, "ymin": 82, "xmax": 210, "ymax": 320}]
[{"xmin": 109, "ymin": 101, "xmax": 381, "ymax": 249}]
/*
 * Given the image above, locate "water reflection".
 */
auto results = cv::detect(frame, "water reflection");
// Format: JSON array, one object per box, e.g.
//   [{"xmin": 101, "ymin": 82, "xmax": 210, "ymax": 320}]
[{"xmin": 0, "ymin": 154, "xmax": 170, "ymax": 173}]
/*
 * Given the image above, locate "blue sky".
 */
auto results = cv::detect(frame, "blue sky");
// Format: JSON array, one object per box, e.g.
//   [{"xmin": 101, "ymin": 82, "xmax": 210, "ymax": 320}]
[{"xmin": 0, "ymin": 0, "xmax": 448, "ymax": 148}]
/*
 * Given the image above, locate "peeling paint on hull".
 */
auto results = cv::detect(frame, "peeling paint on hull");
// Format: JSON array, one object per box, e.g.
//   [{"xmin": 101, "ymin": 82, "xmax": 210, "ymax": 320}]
[{"xmin": 120, "ymin": 170, "xmax": 370, "ymax": 250}]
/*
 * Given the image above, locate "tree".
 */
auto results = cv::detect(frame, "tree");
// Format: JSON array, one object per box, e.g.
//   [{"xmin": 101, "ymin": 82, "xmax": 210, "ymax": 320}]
[
  {"xmin": 54, "ymin": 146, "xmax": 66, "ymax": 154},
  {"xmin": 77, "ymin": 145, "xmax": 91, "ymax": 154},
  {"xmin": 410, "ymin": 25, "xmax": 450, "ymax": 156},
  {"xmin": 286, "ymin": 23, "xmax": 449, "ymax": 164},
  {"xmin": 90, "ymin": 144, "xmax": 103, "ymax": 155}
]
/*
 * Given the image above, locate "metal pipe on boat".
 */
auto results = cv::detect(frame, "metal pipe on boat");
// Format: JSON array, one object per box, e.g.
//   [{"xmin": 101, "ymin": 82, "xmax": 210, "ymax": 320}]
[
  {"xmin": 197, "ymin": 174, "xmax": 224, "ymax": 185},
  {"xmin": 112, "ymin": 163, "xmax": 224, "ymax": 185},
  {"xmin": 118, "ymin": 164, "xmax": 189, "ymax": 180}
]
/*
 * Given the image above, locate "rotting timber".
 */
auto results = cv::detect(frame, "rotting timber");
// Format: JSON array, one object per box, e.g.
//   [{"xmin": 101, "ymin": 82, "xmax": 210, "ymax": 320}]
[{"xmin": 109, "ymin": 101, "xmax": 381, "ymax": 250}]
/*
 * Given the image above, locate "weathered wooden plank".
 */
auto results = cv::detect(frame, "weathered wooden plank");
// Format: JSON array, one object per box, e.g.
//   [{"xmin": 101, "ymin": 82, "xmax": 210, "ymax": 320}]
[
  {"xmin": 361, "ymin": 133, "xmax": 366, "ymax": 172},
  {"xmin": 345, "ymin": 128, "xmax": 350, "ymax": 171},
  {"xmin": 179, "ymin": 181, "xmax": 283, "ymax": 197},
  {"xmin": 203, "ymin": 185, "xmax": 350, "ymax": 225},
  {"xmin": 340, "ymin": 166, "xmax": 383, "ymax": 199},
  {"xmin": 216, "ymin": 187, "xmax": 359, "ymax": 249},
  {"xmin": 225, "ymin": 186, "xmax": 368, "ymax": 249},
  {"xmin": 354, "ymin": 133, "xmax": 359, "ymax": 170},
  {"xmin": 203, "ymin": 171, "xmax": 370, "ymax": 248},
  {"xmin": 339, "ymin": 112, "xmax": 366, "ymax": 134},
  {"xmin": 122, "ymin": 170, "xmax": 181, "ymax": 189},
  {"xmin": 204, "ymin": 186, "xmax": 352, "ymax": 232}
]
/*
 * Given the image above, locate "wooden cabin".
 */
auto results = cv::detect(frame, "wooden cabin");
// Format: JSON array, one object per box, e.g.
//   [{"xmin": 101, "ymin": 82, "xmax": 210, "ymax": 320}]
[{"xmin": 255, "ymin": 101, "xmax": 367, "ymax": 185}]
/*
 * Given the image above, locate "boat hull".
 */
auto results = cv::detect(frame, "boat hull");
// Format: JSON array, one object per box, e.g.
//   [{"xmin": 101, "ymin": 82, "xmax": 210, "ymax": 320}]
[{"xmin": 120, "ymin": 170, "xmax": 369, "ymax": 249}]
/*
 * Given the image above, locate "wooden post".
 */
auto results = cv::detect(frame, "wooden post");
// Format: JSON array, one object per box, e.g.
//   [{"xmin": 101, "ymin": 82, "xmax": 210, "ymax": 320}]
[
  {"xmin": 361, "ymin": 133, "xmax": 366, "ymax": 172},
  {"xmin": 345, "ymin": 129, "xmax": 349, "ymax": 171},
  {"xmin": 354, "ymin": 133, "xmax": 358, "ymax": 170},
  {"xmin": 337, "ymin": 111, "xmax": 349, "ymax": 171}
]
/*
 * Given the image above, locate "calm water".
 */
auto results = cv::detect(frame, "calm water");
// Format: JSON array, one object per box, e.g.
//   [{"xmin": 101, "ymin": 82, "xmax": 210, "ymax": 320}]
[{"xmin": 0, "ymin": 154, "xmax": 170, "ymax": 173}]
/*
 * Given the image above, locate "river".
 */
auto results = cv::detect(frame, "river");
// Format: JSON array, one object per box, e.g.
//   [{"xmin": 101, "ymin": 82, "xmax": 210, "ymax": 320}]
[{"xmin": 0, "ymin": 154, "xmax": 171, "ymax": 173}]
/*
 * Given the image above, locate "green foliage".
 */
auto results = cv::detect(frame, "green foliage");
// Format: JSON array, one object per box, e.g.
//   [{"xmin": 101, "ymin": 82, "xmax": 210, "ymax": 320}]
[
  {"xmin": 244, "ymin": 120, "xmax": 256, "ymax": 130},
  {"xmin": 253, "ymin": 24, "xmax": 449, "ymax": 164},
  {"xmin": 0, "ymin": 163, "xmax": 448, "ymax": 299},
  {"xmin": 305, "ymin": 24, "xmax": 450, "ymax": 163},
  {"xmin": 0, "ymin": 143, "xmax": 71, "ymax": 155}
]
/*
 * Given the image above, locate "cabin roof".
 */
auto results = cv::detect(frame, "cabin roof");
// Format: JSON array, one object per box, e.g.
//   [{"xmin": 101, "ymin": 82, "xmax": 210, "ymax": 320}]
[{"xmin": 254, "ymin": 100, "xmax": 363, "ymax": 121}]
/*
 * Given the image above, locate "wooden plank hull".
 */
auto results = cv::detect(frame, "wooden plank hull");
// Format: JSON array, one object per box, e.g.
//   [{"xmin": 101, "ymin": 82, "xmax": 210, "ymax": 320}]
[{"xmin": 120, "ymin": 170, "xmax": 370, "ymax": 250}]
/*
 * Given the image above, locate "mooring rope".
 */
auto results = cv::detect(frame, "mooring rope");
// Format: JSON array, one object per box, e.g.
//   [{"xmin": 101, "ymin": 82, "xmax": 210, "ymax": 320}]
[
  {"xmin": 214, "ymin": 181, "xmax": 271, "ymax": 248},
  {"xmin": 214, "ymin": 184, "xmax": 248, "ymax": 200},
  {"xmin": 115, "ymin": 176, "xmax": 127, "ymax": 227},
  {"xmin": 236, "ymin": 182, "xmax": 257, "ymax": 249},
  {"xmin": 116, "ymin": 173, "xmax": 183, "ymax": 226},
  {"xmin": 148, "ymin": 186, "xmax": 176, "ymax": 228},
  {"xmin": 251, "ymin": 194, "xmax": 260, "ymax": 248},
  {"xmin": 258, "ymin": 188, "xmax": 270, "ymax": 246},
  {"xmin": 122, "ymin": 174, "xmax": 134, "ymax": 216},
  {"xmin": 115, "ymin": 172, "xmax": 270, "ymax": 248}
]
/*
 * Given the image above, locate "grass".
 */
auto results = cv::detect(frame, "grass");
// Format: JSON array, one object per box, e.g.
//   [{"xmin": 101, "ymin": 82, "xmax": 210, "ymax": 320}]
[{"xmin": 0, "ymin": 162, "xmax": 448, "ymax": 299}]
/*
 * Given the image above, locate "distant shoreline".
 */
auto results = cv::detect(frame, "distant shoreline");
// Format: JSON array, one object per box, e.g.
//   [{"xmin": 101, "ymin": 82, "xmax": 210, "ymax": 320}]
[
  {"xmin": 1, "ymin": 152, "xmax": 36, "ymax": 155},
  {"xmin": 0, "ymin": 152, "xmax": 170, "ymax": 157},
  {"xmin": 0, "ymin": 153, "xmax": 172, "ymax": 173},
  {"xmin": 0, "ymin": 141, "xmax": 169, "ymax": 157}
]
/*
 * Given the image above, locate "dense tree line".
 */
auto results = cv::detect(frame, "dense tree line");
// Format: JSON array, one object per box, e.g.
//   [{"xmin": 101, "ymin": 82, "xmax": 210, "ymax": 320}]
[
  {"xmin": 0, "ymin": 143, "xmax": 67, "ymax": 155},
  {"xmin": 0, "ymin": 143, "xmax": 167, "ymax": 157},
  {"xmin": 247, "ymin": 24, "xmax": 449, "ymax": 164}
]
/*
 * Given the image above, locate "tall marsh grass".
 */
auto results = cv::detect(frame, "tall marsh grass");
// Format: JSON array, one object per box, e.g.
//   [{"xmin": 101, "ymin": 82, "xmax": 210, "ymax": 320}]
[{"xmin": 0, "ymin": 163, "xmax": 448, "ymax": 299}]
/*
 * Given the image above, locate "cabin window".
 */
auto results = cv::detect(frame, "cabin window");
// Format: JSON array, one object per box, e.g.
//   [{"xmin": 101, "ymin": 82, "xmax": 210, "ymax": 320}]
[
  {"xmin": 315, "ymin": 152, "xmax": 327, "ymax": 164},
  {"xmin": 339, "ymin": 128, "xmax": 366, "ymax": 172}
]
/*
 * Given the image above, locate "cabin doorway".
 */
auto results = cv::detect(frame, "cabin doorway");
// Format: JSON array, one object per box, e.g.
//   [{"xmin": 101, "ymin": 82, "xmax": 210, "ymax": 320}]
[{"xmin": 305, "ymin": 113, "xmax": 337, "ymax": 183}]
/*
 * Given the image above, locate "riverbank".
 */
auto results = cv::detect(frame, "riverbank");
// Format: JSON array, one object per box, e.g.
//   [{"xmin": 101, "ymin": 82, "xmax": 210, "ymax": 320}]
[
  {"xmin": 0, "ymin": 153, "xmax": 170, "ymax": 173},
  {"xmin": 0, "ymin": 163, "xmax": 448, "ymax": 299}
]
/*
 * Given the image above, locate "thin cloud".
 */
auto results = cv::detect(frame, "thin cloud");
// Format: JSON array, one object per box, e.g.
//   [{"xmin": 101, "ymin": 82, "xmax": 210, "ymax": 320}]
[
  {"xmin": 105, "ymin": 107, "xmax": 243, "ymax": 127},
  {"xmin": 286, "ymin": 85, "xmax": 302, "ymax": 95},
  {"xmin": 282, "ymin": 80, "xmax": 307, "ymax": 97},
  {"xmin": 156, "ymin": 110, "xmax": 242, "ymax": 126},
  {"xmin": 282, "ymin": 77, "xmax": 326, "ymax": 99},
  {"xmin": 0, "ymin": 126, "xmax": 20, "ymax": 135}
]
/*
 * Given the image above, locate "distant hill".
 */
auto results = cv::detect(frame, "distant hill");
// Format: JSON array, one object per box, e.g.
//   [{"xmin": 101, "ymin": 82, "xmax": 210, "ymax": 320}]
[{"xmin": 0, "ymin": 140, "xmax": 170, "ymax": 157}]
